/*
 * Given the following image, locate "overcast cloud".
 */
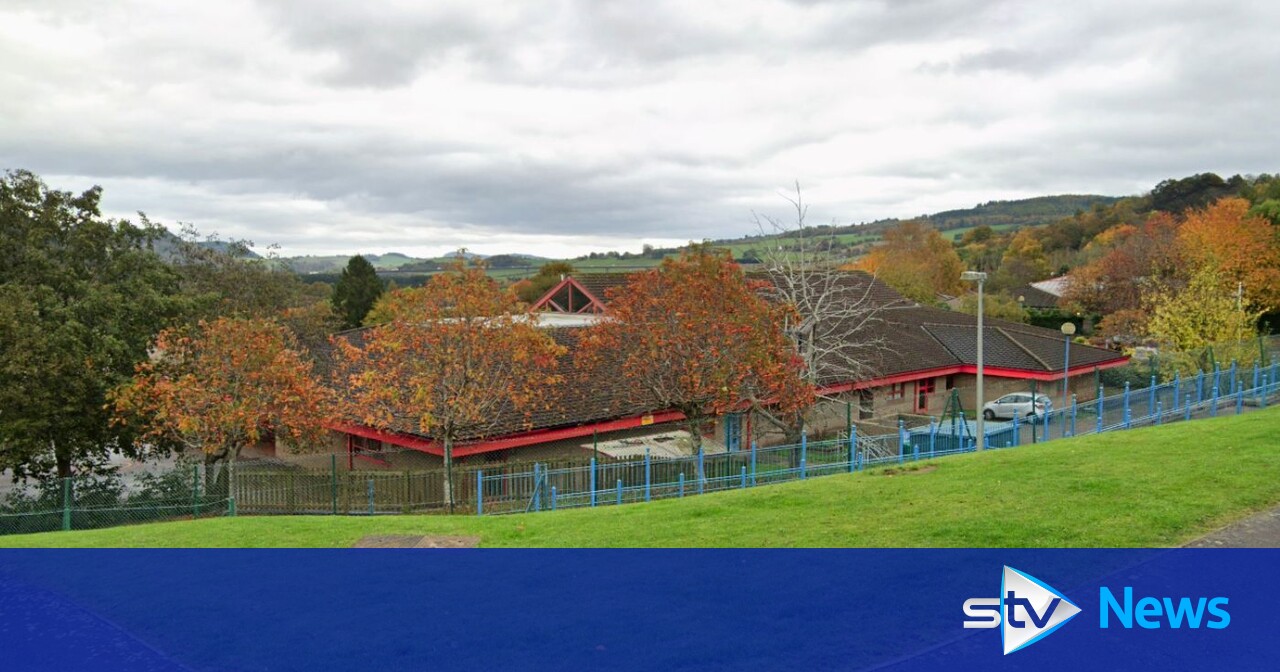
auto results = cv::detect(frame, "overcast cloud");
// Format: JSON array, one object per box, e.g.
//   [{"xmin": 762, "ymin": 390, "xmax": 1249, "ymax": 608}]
[{"xmin": 2, "ymin": 0, "xmax": 1278, "ymax": 258}]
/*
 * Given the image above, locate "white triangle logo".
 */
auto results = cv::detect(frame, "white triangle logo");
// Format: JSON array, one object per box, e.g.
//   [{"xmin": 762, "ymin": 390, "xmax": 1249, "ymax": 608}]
[{"xmin": 1001, "ymin": 566, "xmax": 1081, "ymax": 655}]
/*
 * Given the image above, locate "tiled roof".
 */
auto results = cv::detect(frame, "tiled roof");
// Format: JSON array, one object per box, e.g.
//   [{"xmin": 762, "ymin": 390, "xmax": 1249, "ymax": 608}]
[
  {"xmin": 1012, "ymin": 284, "xmax": 1061, "ymax": 310},
  {"xmin": 330, "ymin": 271, "xmax": 1126, "ymax": 445},
  {"xmin": 573, "ymin": 273, "xmax": 633, "ymax": 305}
]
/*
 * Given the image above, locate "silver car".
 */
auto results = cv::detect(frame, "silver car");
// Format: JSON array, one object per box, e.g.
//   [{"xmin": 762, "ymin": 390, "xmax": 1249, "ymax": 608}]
[{"xmin": 982, "ymin": 393, "xmax": 1051, "ymax": 420}]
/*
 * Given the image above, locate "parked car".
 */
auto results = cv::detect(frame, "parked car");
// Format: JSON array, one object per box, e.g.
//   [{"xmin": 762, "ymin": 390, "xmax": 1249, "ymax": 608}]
[{"xmin": 982, "ymin": 393, "xmax": 1051, "ymax": 420}]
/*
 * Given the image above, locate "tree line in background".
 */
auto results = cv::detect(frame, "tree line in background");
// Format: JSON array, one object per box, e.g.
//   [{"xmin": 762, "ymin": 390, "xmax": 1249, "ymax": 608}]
[{"xmin": 847, "ymin": 173, "xmax": 1280, "ymax": 350}]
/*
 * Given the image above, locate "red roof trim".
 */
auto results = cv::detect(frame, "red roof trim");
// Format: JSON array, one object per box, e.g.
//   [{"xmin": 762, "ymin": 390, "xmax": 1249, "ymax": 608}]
[
  {"xmin": 816, "ymin": 356, "xmax": 1130, "ymax": 394},
  {"xmin": 529, "ymin": 276, "xmax": 610, "ymax": 314},
  {"xmin": 330, "ymin": 357, "xmax": 1128, "ymax": 457},
  {"xmin": 328, "ymin": 409, "xmax": 689, "ymax": 457}
]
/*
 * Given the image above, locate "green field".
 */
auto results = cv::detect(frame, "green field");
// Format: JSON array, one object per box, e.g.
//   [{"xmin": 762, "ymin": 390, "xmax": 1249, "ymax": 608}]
[{"xmin": 4, "ymin": 407, "xmax": 1278, "ymax": 548}]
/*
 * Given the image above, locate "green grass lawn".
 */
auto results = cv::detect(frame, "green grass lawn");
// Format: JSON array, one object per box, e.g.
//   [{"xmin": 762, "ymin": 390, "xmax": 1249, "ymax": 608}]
[{"xmin": 4, "ymin": 407, "xmax": 1279, "ymax": 548}]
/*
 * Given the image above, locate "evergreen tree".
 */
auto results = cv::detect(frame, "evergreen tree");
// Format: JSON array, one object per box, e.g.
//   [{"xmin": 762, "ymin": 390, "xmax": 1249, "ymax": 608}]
[{"xmin": 331, "ymin": 255, "xmax": 383, "ymax": 328}]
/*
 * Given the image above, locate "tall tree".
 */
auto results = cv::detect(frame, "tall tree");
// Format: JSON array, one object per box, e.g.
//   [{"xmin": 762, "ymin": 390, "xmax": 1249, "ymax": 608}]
[
  {"xmin": 1176, "ymin": 197, "xmax": 1280, "ymax": 313},
  {"xmin": 167, "ymin": 222, "xmax": 316, "ymax": 320},
  {"xmin": 993, "ymin": 228, "xmax": 1051, "ymax": 288},
  {"xmin": 1143, "ymin": 266, "xmax": 1260, "ymax": 371},
  {"xmin": 333, "ymin": 260, "xmax": 564, "ymax": 510},
  {"xmin": 0, "ymin": 170, "xmax": 185, "ymax": 479},
  {"xmin": 111, "ymin": 317, "xmax": 331, "ymax": 471},
  {"xmin": 850, "ymin": 220, "xmax": 965, "ymax": 303},
  {"xmin": 331, "ymin": 255, "xmax": 384, "ymax": 328},
  {"xmin": 752, "ymin": 186, "xmax": 885, "ymax": 438},
  {"xmin": 580, "ymin": 248, "xmax": 813, "ymax": 452}
]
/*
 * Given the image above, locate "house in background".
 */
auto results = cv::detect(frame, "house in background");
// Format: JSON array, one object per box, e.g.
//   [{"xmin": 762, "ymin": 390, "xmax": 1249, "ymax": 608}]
[{"xmin": 307, "ymin": 271, "xmax": 1127, "ymax": 470}]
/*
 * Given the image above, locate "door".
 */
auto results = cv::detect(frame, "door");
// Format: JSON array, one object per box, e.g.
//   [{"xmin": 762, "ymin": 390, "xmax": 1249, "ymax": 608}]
[{"xmin": 915, "ymin": 378, "xmax": 935, "ymax": 414}]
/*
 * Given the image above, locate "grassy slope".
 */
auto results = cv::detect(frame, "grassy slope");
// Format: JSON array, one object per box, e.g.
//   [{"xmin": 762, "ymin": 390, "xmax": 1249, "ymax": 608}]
[{"xmin": 5, "ymin": 407, "xmax": 1278, "ymax": 548}]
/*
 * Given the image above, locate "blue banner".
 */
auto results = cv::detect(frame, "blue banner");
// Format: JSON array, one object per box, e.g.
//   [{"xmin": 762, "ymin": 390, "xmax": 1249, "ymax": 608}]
[{"xmin": 0, "ymin": 549, "xmax": 1274, "ymax": 671}]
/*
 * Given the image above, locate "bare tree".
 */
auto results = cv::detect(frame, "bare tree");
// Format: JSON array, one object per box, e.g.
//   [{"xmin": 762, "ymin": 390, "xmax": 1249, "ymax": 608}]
[{"xmin": 749, "ymin": 184, "xmax": 889, "ymax": 440}]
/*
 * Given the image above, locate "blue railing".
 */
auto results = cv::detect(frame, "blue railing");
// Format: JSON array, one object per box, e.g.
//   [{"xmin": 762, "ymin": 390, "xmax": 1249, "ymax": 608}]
[{"xmin": 476, "ymin": 362, "xmax": 1280, "ymax": 515}]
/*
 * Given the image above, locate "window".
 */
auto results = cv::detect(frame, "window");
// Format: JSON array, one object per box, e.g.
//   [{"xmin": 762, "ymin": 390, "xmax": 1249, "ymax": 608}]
[
  {"xmin": 858, "ymin": 389, "xmax": 874, "ymax": 419},
  {"xmin": 887, "ymin": 383, "xmax": 906, "ymax": 400},
  {"xmin": 915, "ymin": 378, "xmax": 936, "ymax": 413},
  {"xmin": 945, "ymin": 375, "xmax": 956, "ymax": 390}
]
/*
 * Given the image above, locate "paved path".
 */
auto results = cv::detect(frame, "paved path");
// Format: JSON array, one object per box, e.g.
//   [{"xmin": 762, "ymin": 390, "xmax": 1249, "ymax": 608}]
[{"xmin": 1184, "ymin": 506, "xmax": 1280, "ymax": 548}]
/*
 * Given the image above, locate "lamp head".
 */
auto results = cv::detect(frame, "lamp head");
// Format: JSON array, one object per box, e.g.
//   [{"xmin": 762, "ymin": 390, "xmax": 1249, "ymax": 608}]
[{"xmin": 1061, "ymin": 322, "xmax": 1077, "ymax": 336}]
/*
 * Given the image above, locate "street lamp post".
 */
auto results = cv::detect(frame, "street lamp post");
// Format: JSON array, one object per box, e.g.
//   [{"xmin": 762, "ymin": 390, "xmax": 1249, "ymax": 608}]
[
  {"xmin": 961, "ymin": 271, "xmax": 988, "ymax": 450},
  {"xmin": 1061, "ymin": 322, "xmax": 1077, "ymax": 409}
]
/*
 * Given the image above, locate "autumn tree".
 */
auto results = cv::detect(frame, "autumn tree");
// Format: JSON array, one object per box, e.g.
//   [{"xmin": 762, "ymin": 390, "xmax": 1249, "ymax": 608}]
[
  {"xmin": 580, "ymin": 248, "xmax": 814, "ymax": 452},
  {"xmin": 1176, "ymin": 197, "xmax": 1280, "ymax": 313},
  {"xmin": 111, "ymin": 317, "xmax": 331, "ymax": 473},
  {"xmin": 957, "ymin": 292, "xmax": 1029, "ymax": 323},
  {"xmin": 993, "ymin": 228, "xmax": 1051, "ymax": 289},
  {"xmin": 331, "ymin": 255, "xmax": 384, "ymax": 328},
  {"xmin": 1143, "ymin": 266, "xmax": 1261, "ymax": 372},
  {"xmin": 333, "ymin": 260, "xmax": 564, "ymax": 510},
  {"xmin": 0, "ymin": 170, "xmax": 186, "ymax": 480},
  {"xmin": 1062, "ymin": 211, "xmax": 1183, "ymax": 317},
  {"xmin": 850, "ymin": 219, "xmax": 965, "ymax": 303}
]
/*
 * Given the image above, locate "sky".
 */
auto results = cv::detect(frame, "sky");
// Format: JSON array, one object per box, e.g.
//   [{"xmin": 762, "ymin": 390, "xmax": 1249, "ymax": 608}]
[{"xmin": 2, "ymin": 1, "xmax": 1278, "ymax": 259}]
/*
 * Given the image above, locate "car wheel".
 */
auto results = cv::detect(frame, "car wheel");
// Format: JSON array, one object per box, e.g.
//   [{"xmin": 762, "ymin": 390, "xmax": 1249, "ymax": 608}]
[
  {"xmin": 983, "ymin": 409, "xmax": 995, "ymax": 421},
  {"xmin": 1026, "ymin": 411, "xmax": 1037, "ymax": 420}
]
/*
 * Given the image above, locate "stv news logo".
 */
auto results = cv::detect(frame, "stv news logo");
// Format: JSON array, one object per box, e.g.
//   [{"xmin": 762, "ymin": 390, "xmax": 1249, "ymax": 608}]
[
  {"xmin": 962, "ymin": 566, "xmax": 1232, "ymax": 655},
  {"xmin": 962, "ymin": 566, "xmax": 1081, "ymax": 655}
]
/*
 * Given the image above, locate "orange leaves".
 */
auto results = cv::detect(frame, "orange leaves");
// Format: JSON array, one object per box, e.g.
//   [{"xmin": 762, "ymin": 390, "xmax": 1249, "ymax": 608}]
[
  {"xmin": 111, "ymin": 317, "xmax": 331, "ymax": 457},
  {"xmin": 1177, "ymin": 198, "xmax": 1280, "ymax": 311},
  {"xmin": 332, "ymin": 259, "xmax": 565, "ymax": 442},
  {"xmin": 578, "ymin": 248, "xmax": 814, "ymax": 424}
]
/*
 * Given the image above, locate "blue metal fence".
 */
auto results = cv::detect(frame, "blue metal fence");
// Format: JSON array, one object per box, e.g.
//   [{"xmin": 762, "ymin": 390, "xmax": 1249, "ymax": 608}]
[{"xmin": 476, "ymin": 362, "xmax": 1280, "ymax": 516}]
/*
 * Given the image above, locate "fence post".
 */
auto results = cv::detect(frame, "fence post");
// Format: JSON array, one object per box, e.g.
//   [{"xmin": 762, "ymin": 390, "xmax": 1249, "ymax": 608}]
[
  {"xmin": 192, "ymin": 465, "xmax": 201, "ymax": 518},
  {"xmin": 1211, "ymin": 383, "xmax": 1220, "ymax": 417},
  {"xmin": 801, "ymin": 431, "xmax": 808, "ymax": 479},
  {"xmin": 1097, "ymin": 387, "xmax": 1105, "ymax": 434},
  {"xmin": 928, "ymin": 419, "xmax": 936, "ymax": 458},
  {"xmin": 1237, "ymin": 379, "xmax": 1244, "ymax": 415},
  {"xmin": 897, "ymin": 420, "xmax": 905, "ymax": 464},
  {"xmin": 330, "ymin": 454, "xmax": 338, "ymax": 515},
  {"xmin": 848, "ymin": 427, "xmax": 857, "ymax": 473},
  {"xmin": 1148, "ymin": 375, "xmax": 1156, "ymax": 418},
  {"xmin": 366, "ymin": 478, "xmax": 375, "ymax": 515},
  {"xmin": 61, "ymin": 477, "xmax": 72, "ymax": 532},
  {"xmin": 751, "ymin": 441, "xmax": 759, "ymax": 485},
  {"xmin": 679, "ymin": 472, "xmax": 685, "ymax": 497},
  {"xmin": 1185, "ymin": 393, "xmax": 1193, "ymax": 421},
  {"xmin": 644, "ymin": 448, "xmax": 651, "ymax": 502},
  {"xmin": 476, "ymin": 470, "xmax": 484, "ymax": 515},
  {"xmin": 1173, "ymin": 373, "xmax": 1180, "ymax": 410},
  {"xmin": 590, "ymin": 458, "xmax": 597, "ymax": 507},
  {"xmin": 740, "ymin": 466, "xmax": 747, "ymax": 489},
  {"xmin": 1013, "ymin": 413, "xmax": 1020, "ymax": 447},
  {"xmin": 1229, "ymin": 361, "xmax": 1237, "ymax": 394},
  {"xmin": 551, "ymin": 486, "xmax": 557, "ymax": 511},
  {"xmin": 1123, "ymin": 382, "xmax": 1131, "ymax": 428},
  {"xmin": 697, "ymin": 447, "xmax": 705, "ymax": 495},
  {"xmin": 1155, "ymin": 401, "xmax": 1163, "ymax": 425},
  {"xmin": 533, "ymin": 463, "xmax": 542, "ymax": 512},
  {"xmin": 616, "ymin": 479, "xmax": 623, "ymax": 506},
  {"xmin": 1042, "ymin": 405, "xmax": 1049, "ymax": 437},
  {"xmin": 1070, "ymin": 394, "xmax": 1077, "ymax": 437},
  {"xmin": 227, "ymin": 462, "xmax": 236, "ymax": 517}
]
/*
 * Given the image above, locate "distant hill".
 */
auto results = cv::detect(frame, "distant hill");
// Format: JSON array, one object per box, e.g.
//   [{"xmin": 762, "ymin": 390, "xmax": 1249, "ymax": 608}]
[
  {"xmin": 236, "ymin": 194, "xmax": 1122, "ymax": 274},
  {"xmin": 151, "ymin": 230, "xmax": 262, "ymax": 261}
]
